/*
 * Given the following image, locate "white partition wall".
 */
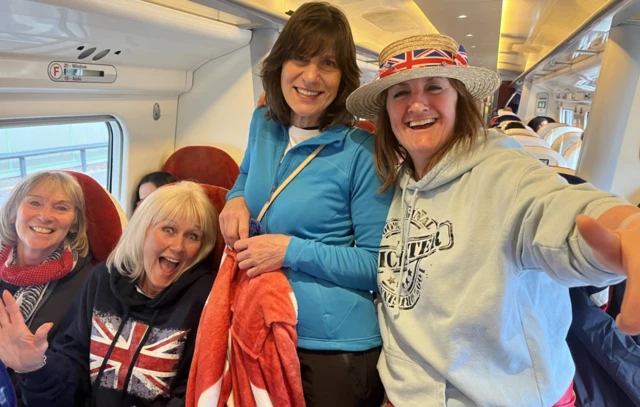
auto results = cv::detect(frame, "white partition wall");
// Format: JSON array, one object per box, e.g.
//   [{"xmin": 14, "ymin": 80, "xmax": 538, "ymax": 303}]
[
  {"xmin": 577, "ymin": 5, "xmax": 640, "ymax": 203},
  {"xmin": 175, "ymin": 45, "xmax": 256, "ymax": 164}
]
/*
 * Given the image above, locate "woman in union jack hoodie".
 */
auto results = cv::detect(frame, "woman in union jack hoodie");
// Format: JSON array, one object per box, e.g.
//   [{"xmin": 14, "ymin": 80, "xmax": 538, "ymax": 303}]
[{"xmin": 0, "ymin": 181, "xmax": 217, "ymax": 407}]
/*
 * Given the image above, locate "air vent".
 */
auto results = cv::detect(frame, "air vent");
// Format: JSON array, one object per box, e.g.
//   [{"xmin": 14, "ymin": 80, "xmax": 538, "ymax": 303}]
[
  {"xmin": 93, "ymin": 49, "xmax": 110, "ymax": 61},
  {"xmin": 78, "ymin": 47, "xmax": 96, "ymax": 60},
  {"xmin": 362, "ymin": 9, "xmax": 418, "ymax": 32}
]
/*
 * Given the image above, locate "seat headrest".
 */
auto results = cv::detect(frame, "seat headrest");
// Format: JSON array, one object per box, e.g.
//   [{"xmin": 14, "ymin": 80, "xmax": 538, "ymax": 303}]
[
  {"xmin": 511, "ymin": 135, "xmax": 551, "ymax": 149},
  {"xmin": 505, "ymin": 128, "xmax": 540, "ymax": 138},
  {"xmin": 63, "ymin": 171, "xmax": 124, "ymax": 262},
  {"xmin": 523, "ymin": 146, "xmax": 569, "ymax": 167},
  {"xmin": 551, "ymin": 131, "xmax": 582, "ymax": 154},
  {"xmin": 356, "ymin": 120, "xmax": 376, "ymax": 134},
  {"xmin": 163, "ymin": 146, "xmax": 240, "ymax": 190},
  {"xmin": 537, "ymin": 122, "xmax": 566, "ymax": 138},
  {"xmin": 562, "ymin": 141, "xmax": 583, "ymax": 170}
]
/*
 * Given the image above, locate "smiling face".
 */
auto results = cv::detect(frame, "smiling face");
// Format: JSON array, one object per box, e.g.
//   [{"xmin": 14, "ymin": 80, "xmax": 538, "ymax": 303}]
[
  {"xmin": 281, "ymin": 52, "xmax": 342, "ymax": 128},
  {"xmin": 15, "ymin": 182, "xmax": 76, "ymax": 265},
  {"xmin": 140, "ymin": 217, "xmax": 203, "ymax": 296},
  {"xmin": 386, "ymin": 77, "xmax": 458, "ymax": 177}
]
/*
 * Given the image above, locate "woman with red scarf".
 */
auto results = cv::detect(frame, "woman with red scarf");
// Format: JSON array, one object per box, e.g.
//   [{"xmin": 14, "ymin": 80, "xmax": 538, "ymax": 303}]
[{"xmin": 0, "ymin": 171, "xmax": 92, "ymax": 405}]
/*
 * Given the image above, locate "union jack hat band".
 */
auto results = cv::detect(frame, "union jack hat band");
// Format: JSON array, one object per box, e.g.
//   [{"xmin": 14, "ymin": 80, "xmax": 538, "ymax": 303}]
[{"xmin": 346, "ymin": 34, "xmax": 501, "ymax": 121}]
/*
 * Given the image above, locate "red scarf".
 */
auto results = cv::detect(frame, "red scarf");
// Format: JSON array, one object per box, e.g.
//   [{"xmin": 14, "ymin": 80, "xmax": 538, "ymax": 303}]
[{"xmin": 0, "ymin": 245, "xmax": 74, "ymax": 287}]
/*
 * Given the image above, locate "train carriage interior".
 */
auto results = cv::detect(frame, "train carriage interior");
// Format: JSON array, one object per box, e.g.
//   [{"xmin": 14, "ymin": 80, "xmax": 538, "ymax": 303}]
[{"xmin": 0, "ymin": 0, "xmax": 640, "ymax": 405}]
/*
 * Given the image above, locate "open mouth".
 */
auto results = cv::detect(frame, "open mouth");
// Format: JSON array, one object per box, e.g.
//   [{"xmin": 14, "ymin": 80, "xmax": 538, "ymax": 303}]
[
  {"xmin": 407, "ymin": 118, "xmax": 437, "ymax": 130},
  {"xmin": 30, "ymin": 226, "xmax": 54, "ymax": 234},
  {"xmin": 159, "ymin": 256, "xmax": 181, "ymax": 274},
  {"xmin": 295, "ymin": 87, "xmax": 322, "ymax": 97}
]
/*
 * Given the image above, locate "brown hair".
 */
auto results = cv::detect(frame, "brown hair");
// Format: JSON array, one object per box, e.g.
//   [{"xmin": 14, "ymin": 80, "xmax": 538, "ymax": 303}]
[
  {"xmin": 374, "ymin": 78, "xmax": 487, "ymax": 191},
  {"xmin": 261, "ymin": 2, "xmax": 360, "ymax": 130}
]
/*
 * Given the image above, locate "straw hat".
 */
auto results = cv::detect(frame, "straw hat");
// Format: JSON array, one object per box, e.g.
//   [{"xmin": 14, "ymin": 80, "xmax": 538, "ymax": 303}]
[{"xmin": 346, "ymin": 34, "xmax": 501, "ymax": 121}]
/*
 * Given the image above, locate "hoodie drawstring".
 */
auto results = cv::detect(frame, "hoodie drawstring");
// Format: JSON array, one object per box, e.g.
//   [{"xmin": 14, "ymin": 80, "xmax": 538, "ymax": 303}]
[
  {"xmin": 91, "ymin": 307, "xmax": 130, "ymax": 407},
  {"xmin": 120, "ymin": 309, "xmax": 160, "ymax": 400},
  {"xmin": 394, "ymin": 178, "xmax": 419, "ymax": 318}
]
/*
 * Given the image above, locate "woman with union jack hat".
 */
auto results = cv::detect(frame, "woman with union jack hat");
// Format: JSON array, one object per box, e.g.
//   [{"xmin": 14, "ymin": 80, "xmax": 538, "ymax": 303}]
[{"xmin": 347, "ymin": 34, "xmax": 640, "ymax": 407}]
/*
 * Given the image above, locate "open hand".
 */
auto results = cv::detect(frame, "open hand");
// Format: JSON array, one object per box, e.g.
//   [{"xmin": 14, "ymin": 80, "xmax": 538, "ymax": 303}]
[{"xmin": 0, "ymin": 290, "xmax": 51, "ymax": 373}]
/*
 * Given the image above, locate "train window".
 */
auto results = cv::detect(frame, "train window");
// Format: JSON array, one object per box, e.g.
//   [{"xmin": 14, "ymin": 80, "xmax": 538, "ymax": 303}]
[
  {"xmin": 0, "ymin": 117, "xmax": 116, "ymax": 206},
  {"xmin": 560, "ymin": 108, "xmax": 575, "ymax": 126}
]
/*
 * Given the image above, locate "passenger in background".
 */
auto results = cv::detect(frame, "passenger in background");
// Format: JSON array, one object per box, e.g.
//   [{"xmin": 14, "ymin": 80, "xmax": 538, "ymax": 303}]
[
  {"xmin": 528, "ymin": 115, "xmax": 556, "ymax": 133},
  {"xmin": 134, "ymin": 171, "xmax": 177, "ymax": 208},
  {"xmin": 0, "ymin": 181, "xmax": 217, "ymax": 407},
  {"xmin": 218, "ymin": 2, "xmax": 391, "ymax": 406},
  {"xmin": 503, "ymin": 121, "xmax": 527, "ymax": 131},
  {"xmin": 0, "ymin": 171, "xmax": 92, "ymax": 406},
  {"xmin": 347, "ymin": 33, "xmax": 640, "ymax": 407},
  {"xmin": 493, "ymin": 113, "xmax": 523, "ymax": 129}
]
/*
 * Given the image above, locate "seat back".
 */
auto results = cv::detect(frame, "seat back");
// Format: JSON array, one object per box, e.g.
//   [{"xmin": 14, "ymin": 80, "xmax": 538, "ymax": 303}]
[
  {"xmin": 543, "ymin": 126, "xmax": 583, "ymax": 145},
  {"xmin": 63, "ymin": 171, "xmax": 125, "ymax": 262},
  {"xmin": 550, "ymin": 165, "xmax": 576, "ymax": 176},
  {"xmin": 563, "ymin": 141, "xmax": 583, "ymax": 170},
  {"xmin": 162, "ymin": 146, "xmax": 240, "ymax": 190},
  {"xmin": 197, "ymin": 184, "xmax": 227, "ymax": 271},
  {"xmin": 551, "ymin": 132, "xmax": 582, "ymax": 155},
  {"xmin": 356, "ymin": 119, "xmax": 376, "ymax": 134},
  {"xmin": 511, "ymin": 135, "xmax": 551, "ymax": 148},
  {"xmin": 505, "ymin": 128, "xmax": 541, "ymax": 138},
  {"xmin": 537, "ymin": 122, "xmax": 566, "ymax": 139},
  {"xmin": 523, "ymin": 146, "xmax": 569, "ymax": 167}
]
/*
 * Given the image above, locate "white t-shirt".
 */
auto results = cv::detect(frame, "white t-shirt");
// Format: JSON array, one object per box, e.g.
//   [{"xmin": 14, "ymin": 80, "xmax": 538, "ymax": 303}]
[{"xmin": 282, "ymin": 126, "xmax": 321, "ymax": 159}]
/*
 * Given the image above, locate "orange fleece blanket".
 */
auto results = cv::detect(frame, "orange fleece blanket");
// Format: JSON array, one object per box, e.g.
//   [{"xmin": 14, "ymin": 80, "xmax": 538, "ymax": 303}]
[{"xmin": 186, "ymin": 248, "xmax": 305, "ymax": 407}]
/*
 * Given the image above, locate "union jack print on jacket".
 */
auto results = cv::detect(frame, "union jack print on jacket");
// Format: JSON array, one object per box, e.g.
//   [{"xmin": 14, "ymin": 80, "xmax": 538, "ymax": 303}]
[{"xmin": 17, "ymin": 261, "xmax": 214, "ymax": 407}]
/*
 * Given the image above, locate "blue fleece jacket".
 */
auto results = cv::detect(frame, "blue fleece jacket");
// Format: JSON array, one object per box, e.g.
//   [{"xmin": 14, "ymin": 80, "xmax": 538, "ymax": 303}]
[{"xmin": 227, "ymin": 108, "xmax": 392, "ymax": 351}]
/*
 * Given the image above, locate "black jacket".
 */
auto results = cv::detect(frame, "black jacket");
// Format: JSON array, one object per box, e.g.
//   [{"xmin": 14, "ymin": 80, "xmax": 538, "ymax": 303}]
[
  {"xmin": 568, "ymin": 283, "xmax": 640, "ymax": 407},
  {"xmin": 18, "ymin": 261, "xmax": 214, "ymax": 407},
  {"xmin": 2, "ymin": 253, "xmax": 94, "ymax": 407}
]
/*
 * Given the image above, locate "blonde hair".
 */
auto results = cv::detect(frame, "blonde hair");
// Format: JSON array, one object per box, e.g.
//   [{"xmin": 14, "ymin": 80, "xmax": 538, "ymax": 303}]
[
  {"xmin": 0, "ymin": 171, "xmax": 89, "ymax": 257},
  {"xmin": 107, "ymin": 181, "xmax": 217, "ymax": 281},
  {"xmin": 374, "ymin": 78, "xmax": 487, "ymax": 190}
]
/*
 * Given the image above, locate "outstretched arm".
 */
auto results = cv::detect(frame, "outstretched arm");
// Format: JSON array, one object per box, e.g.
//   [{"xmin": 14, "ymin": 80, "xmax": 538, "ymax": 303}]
[{"xmin": 577, "ymin": 205, "xmax": 640, "ymax": 335}]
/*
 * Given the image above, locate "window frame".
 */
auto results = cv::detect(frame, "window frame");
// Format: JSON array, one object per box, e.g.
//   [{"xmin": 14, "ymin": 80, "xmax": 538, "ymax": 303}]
[{"xmin": 0, "ymin": 115, "xmax": 120, "ymax": 192}]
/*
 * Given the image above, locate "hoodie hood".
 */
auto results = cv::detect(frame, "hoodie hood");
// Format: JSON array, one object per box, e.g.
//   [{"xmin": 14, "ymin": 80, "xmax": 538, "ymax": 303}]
[
  {"xmin": 399, "ymin": 130, "xmax": 523, "ymax": 192},
  {"xmin": 109, "ymin": 261, "xmax": 212, "ymax": 309}
]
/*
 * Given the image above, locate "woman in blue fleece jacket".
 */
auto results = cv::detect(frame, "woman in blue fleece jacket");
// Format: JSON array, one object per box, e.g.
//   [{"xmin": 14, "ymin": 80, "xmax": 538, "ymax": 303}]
[{"xmin": 218, "ymin": 3, "xmax": 392, "ymax": 406}]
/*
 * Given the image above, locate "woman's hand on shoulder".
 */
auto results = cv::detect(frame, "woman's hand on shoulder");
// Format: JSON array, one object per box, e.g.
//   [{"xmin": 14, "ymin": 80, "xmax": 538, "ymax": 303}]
[
  {"xmin": 577, "ymin": 210, "xmax": 640, "ymax": 335},
  {"xmin": 219, "ymin": 197, "xmax": 251, "ymax": 247},
  {"xmin": 0, "ymin": 290, "xmax": 51, "ymax": 373},
  {"xmin": 234, "ymin": 234, "xmax": 291, "ymax": 277}
]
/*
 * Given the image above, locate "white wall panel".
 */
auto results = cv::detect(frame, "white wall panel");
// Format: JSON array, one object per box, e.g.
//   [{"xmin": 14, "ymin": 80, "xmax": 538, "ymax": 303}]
[{"xmin": 175, "ymin": 45, "xmax": 255, "ymax": 164}]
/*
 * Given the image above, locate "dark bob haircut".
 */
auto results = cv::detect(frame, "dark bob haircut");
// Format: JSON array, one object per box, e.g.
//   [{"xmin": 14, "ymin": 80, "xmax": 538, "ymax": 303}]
[
  {"xmin": 134, "ymin": 171, "xmax": 177, "ymax": 207},
  {"xmin": 261, "ymin": 2, "xmax": 360, "ymax": 130}
]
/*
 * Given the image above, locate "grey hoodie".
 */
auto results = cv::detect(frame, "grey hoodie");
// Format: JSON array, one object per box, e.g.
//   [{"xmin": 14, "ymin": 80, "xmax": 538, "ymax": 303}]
[{"xmin": 377, "ymin": 131, "xmax": 626, "ymax": 407}]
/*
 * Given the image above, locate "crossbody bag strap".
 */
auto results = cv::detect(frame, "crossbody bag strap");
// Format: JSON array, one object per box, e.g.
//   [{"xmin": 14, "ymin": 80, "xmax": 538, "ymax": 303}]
[{"xmin": 257, "ymin": 144, "xmax": 325, "ymax": 222}]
